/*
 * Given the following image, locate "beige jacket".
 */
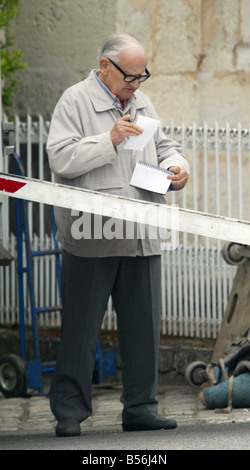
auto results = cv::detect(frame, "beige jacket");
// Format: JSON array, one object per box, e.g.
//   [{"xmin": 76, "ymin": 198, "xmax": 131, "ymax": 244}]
[{"xmin": 47, "ymin": 70, "xmax": 189, "ymax": 257}]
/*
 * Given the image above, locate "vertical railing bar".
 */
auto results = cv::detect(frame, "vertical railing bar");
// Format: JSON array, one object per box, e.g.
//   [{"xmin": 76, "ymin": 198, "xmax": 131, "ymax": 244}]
[
  {"xmin": 38, "ymin": 115, "xmax": 45, "ymax": 239},
  {"xmin": 38, "ymin": 115, "xmax": 45, "ymax": 323},
  {"xmin": 200, "ymin": 246, "xmax": 206, "ymax": 336},
  {"xmin": 177, "ymin": 123, "xmax": 187, "ymax": 336},
  {"xmin": 203, "ymin": 122, "xmax": 211, "ymax": 338},
  {"xmin": 191, "ymin": 122, "xmax": 201, "ymax": 337},
  {"xmin": 45, "ymin": 234, "xmax": 50, "ymax": 327},
  {"xmin": 176, "ymin": 245, "xmax": 182, "ymax": 336},
  {"xmin": 23, "ymin": 237, "xmax": 29, "ymax": 325},
  {"xmin": 237, "ymin": 122, "xmax": 243, "ymax": 220},
  {"xmin": 13, "ymin": 115, "xmax": 20, "ymax": 324},
  {"xmin": 33, "ymin": 234, "xmax": 39, "ymax": 326},
  {"xmin": 215, "ymin": 122, "xmax": 222, "ymax": 334},
  {"xmin": 14, "ymin": 114, "xmax": 20, "ymax": 155},
  {"xmin": 214, "ymin": 122, "xmax": 221, "ymax": 216},
  {"xmin": 172, "ymin": 247, "xmax": 177, "ymax": 335},
  {"xmin": 26, "ymin": 115, "xmax": 33, "ymax": 245},
  {"xmin": 226, "ymin": 122, "xmax": 232, "ymax": 218},
  {"xmin": 188, "ymin": 246, "xmax": 194, "ymax": 337},
  {"xmin": 183, "ymin": 244, "xmax": 189, "ymax": 336},
  {"xmin": 182, "ymin": 124, "xmax": 191, "ymax": 336},
  {"xmin": 211, "ymin": 246, "xmax": 216, "ymax": 338},
  {"xmin": 167, "ymin": 250, "xmax": 172, "ymax": 335}
]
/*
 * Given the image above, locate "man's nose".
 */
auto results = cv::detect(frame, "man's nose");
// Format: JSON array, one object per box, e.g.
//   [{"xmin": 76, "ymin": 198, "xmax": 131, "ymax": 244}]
[{"xmin": 131, "ymin": 79, "xmax": 140, "ymax": 89}]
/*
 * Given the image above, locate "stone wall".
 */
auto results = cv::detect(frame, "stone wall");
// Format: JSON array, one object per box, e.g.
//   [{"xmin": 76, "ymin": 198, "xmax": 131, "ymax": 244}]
[{"xmin": 10, "ymin": 0, "xmax": 250, "ymax": 126}]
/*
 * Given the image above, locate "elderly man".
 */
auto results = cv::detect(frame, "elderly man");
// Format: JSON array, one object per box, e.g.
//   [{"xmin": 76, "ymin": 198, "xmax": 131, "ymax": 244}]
[{"xmin": 47, "ymin": 33, "xmax": 189, "ymax": 437}]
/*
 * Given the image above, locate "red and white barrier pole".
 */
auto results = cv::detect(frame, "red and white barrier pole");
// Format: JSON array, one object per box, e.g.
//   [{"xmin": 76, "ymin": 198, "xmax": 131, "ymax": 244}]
[{"xmin": 0, "ymin": 172, "xmax": 249, "ymax": 245}]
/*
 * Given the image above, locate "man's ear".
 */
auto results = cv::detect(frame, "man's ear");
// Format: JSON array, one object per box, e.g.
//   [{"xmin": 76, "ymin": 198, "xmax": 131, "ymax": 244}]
[{"xmin": 99, "ymin": 58, "xmax": 109, "ymax": 76}]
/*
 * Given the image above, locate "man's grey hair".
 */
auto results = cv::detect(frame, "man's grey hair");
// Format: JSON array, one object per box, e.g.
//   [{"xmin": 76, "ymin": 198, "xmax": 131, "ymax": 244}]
[{"xmin": 98, "ymin": 33, "xmax": 146, "ymax": 62}]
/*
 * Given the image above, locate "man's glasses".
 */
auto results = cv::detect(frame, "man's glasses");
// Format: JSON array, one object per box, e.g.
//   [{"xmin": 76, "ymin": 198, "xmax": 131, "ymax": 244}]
[{"xmin": 108, "ymin": 58, "xmax": 151, "ymax": 83}]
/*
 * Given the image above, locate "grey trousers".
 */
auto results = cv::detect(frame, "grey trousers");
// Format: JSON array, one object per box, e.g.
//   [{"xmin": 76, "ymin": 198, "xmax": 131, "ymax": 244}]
[{"xmin": 49, "ymin": 251, "xmax": 162, "ymax": 423}]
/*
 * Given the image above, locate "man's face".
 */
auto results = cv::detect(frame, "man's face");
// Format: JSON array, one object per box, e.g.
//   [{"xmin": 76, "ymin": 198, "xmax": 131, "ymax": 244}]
[{"xmin": 100, "ymin": 49, "xmax": 148, "ymax": 102}]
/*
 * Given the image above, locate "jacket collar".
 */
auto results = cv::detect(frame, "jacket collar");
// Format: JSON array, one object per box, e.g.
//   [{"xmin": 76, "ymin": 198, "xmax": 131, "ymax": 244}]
[{"xmin": 85, "ymin": 69, "xmax": 147, "ymax": 113}]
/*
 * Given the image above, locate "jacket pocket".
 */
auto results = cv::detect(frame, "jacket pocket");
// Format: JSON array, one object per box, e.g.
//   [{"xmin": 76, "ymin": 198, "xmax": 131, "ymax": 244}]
[{"xmin": 81, "ymin": 162, "xmax": 125, "ymax": 193}]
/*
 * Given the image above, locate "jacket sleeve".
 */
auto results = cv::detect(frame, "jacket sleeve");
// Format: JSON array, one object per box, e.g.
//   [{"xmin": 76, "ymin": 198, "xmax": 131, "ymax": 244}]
[
  {"xmin": 157, "ymin": 126, "xmax": 190, "ymax": 174},
  {"xmin": 46, "ymin": 101, "xmax": 118, "ymax": 179},
  {"xmin": 141, "ymin": 94, "xmax": 190, "ymax": 174}
]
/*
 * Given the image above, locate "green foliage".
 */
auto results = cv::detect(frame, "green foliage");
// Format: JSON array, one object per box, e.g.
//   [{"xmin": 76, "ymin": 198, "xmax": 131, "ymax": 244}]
[
  {"xmin": 0, "ymin": 0, "xmax": 18, "ymax": 27},
  {"xmin": 0, "ymin": 0, "xmax": 27, "ymax": 111}
]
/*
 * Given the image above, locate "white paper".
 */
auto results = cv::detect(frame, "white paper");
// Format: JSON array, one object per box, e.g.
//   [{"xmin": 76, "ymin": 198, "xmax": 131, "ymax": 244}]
[
  {"xmin": 130, "ymin": 162, "xmax": 172, "ymax": 195},
  {"xmin": 123, "ymin": 115, "xmax": 159, "ymax": 151}
]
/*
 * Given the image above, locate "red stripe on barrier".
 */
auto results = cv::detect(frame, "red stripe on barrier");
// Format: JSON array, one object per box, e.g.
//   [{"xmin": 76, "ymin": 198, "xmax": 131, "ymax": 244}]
[{"xmin": 0, "ymin": 177, "xmax": 27, "ymax": 193}]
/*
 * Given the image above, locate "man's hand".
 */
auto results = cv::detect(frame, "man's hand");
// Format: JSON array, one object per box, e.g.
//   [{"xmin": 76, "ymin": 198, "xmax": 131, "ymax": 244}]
[
  {"xmin": 167, "ymin": 166, "xmax": 189, "ymax": 190},
  {"xmin": 110, "ymin": 115, "xmax": 143, "ymax": 146}
]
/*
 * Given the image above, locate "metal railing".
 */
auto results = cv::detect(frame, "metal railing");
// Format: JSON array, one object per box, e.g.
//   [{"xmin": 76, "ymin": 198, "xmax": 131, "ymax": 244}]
[{"xmin": 1, "ymin": 116, "xmax": 249, "ymax": 338}]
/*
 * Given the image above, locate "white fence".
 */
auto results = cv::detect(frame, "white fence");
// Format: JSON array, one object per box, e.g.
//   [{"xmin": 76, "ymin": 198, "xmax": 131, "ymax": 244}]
[{"xmin": 1, "ymin": 116, "xmax": 250, "ymax": 338}]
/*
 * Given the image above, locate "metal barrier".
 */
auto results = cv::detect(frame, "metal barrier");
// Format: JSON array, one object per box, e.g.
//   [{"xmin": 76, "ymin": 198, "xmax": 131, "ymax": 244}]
[{"xmin": 1, "ymin": 116, "xmax": 249, "ymax": 338}]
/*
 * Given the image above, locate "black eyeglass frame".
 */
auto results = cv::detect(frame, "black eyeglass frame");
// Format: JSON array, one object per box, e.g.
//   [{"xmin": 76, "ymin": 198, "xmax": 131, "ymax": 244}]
[{"xmin": 108, "ymin": 58, "xmax": 151, "ymax": 83}]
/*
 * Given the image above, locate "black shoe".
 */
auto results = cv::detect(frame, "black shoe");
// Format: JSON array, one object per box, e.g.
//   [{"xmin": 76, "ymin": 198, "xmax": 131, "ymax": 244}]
[
  {"xmin": 122, "ymin": 412, "xmax": 177, "ymax": 432},
  {"xmin": 55, "ymin": 418, "xmax": 81, "ymax": 437}
]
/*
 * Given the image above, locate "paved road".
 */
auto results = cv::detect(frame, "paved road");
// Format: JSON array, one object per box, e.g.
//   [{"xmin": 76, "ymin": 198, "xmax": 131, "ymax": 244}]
[{"xmin": 1, "ymin": 384, "xmax": 250, "ymax": 451}]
